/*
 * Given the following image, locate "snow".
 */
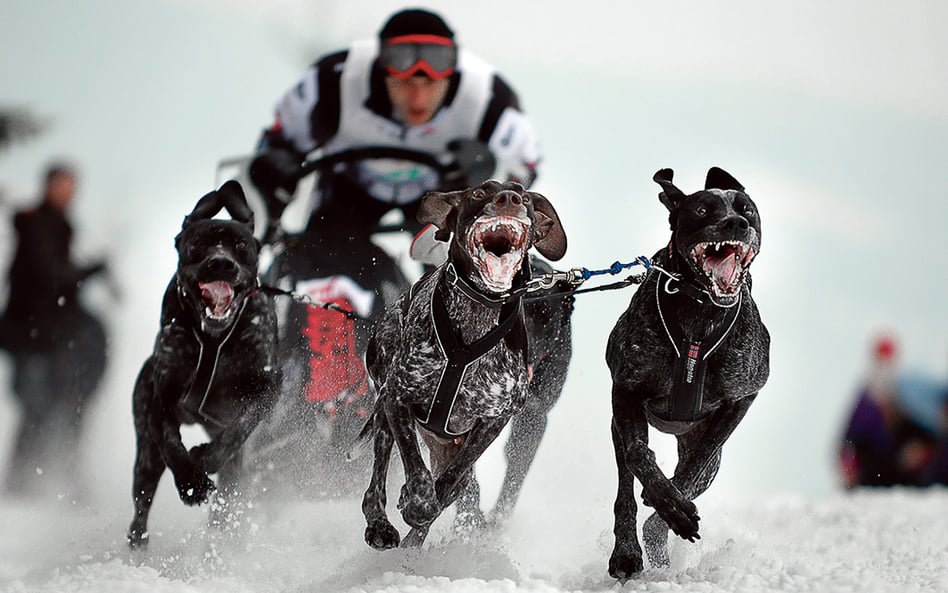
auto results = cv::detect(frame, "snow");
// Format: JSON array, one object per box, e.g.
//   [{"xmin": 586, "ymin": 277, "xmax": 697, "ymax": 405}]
[{"xmin": 1, "ymin": 489, "xmax": 947, "ymax": 592}]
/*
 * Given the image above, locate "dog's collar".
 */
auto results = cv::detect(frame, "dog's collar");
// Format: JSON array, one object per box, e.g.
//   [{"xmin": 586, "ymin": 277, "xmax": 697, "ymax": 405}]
[
  {"xmin": 650, "ymin": 260, "xmax": 740, "ymax": 309},
  {"xmin": 443, "ymin": 260, "xmax": 528, "ymax": 309}
]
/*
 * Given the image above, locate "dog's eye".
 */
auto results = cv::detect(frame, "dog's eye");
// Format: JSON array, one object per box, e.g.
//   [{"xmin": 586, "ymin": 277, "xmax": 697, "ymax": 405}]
[
  {"xmin": 742, "ymin": 205, "xmax": 755, "ymax": 217},
  {"xmin": 695, "ymin": 206, "xmax": 707, "ymax": 217},
  {"xmin": 522, "ymin": 195, "xmax": 531, "ymax": 204},
  {"xmin": 236, "ymin": 241, "xmax": 247, "ymax": 251},
  {"xmin": 472, "ymin": 189, "xmax": 486, "ymax": 201}
]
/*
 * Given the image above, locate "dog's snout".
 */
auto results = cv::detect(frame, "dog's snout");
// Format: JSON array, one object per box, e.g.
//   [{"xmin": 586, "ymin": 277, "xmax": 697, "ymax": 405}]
[
  {"xmin": 204, "ymin": 255, "xmax": 238, "ymax": 276},
  {"xmin": 723, "ymin": 216, "xmax": 749, "ymax": 233},
  {"xmin": 493, "ymin": 191, "xmax": 523, "ymax": 207}
]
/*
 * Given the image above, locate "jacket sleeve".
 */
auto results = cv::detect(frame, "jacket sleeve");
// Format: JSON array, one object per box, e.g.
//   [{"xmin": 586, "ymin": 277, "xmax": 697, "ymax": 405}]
[
  {"xmin": 256, "ymin": 50, "xmax": 348, "ymax": 155},
  {"xmin": 13, "ymin": 211, "xmax": 97, "ymax": 300},
  {"xmin": 477, "ymin": 74, "xmax": 541, "ymax": 188}
]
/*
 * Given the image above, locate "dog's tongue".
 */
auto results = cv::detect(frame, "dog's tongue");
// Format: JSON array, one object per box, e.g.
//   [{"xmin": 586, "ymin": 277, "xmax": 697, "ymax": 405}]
[
  {"xmin": 200, "ymin": 281, "xmax": 234, "ymax": 317},
  {"xmin": 707, "ymin": 252, "xmax": 741, "ymax": 291}
]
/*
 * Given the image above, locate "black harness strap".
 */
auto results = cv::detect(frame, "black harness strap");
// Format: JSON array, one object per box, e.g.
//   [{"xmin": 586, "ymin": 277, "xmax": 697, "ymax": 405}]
[
  {"xmin": 656, "ymin": 276, "xmax": 741, "ymax": 422},
  {"xmin": 415, "ymin": 276, "xmax": 524, "ymax": 440},
  {"xmin": 177, "ymin": 294, "xmax": 249, "ymax": 427}
]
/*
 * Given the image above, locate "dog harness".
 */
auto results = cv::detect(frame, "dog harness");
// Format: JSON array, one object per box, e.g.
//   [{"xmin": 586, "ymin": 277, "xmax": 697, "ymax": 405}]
[
  {"xmin": 656, "ymin": 275, "xmax": 741, "ymax": 422},
  {"xmin": 177, "ymin": 286, "xmax": 252, "ymax": 427},
  {"xmin": 412, "ymin": 265, "xmax": 526, "ymax": 440}
]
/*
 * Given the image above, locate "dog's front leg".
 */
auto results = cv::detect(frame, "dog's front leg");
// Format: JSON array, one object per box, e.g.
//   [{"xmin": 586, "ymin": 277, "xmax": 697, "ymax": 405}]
[
  {"xmin": 672, "ymin": 395, "xmax": 756, "ymax": 498},
  {"xmin": 435, "ymin": 417, "xmax": 508, "ymax": 508},
  {"xmin": 610, "ymin": 385, "xmax": 699, "ymax": 579},
  {"xmin": 151, "ymin": 374, "xmax": 216, "ymax": 506},
  {"xmin": 363, "ymin": 399, "xmax": 401, "ymax": 550},
  {"xmin": 609, "ymin": 399, "xmax": 648, "ymax": 579},
  {"xmin": 401, "ymin": 417, "xmax": 508, "ymax": 548},
  {"xmin": 190, "ymin": 375, "xmax": 278, "ymax": 474},
  {"xmin": 643, "ymin": 395, "xmax": 757, "ymax": 567},
  {"xmin": 384, "ymin": 394, "xmax": 440, "ymax": 530}
]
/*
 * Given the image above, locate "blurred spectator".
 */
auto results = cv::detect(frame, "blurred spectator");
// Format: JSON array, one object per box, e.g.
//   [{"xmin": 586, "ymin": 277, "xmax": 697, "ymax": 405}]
[
  {"xmin": 838, "ymin": 335, "xmax": 939, "ymax": 488},
  {"xmin": 0, "ymin": 161, "xmax": 108, "ymax": 497}
]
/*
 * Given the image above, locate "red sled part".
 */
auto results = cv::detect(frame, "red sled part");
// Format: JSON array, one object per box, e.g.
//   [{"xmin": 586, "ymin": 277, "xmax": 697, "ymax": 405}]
[{"xmin": 300, "ymin": 296, "xmax": 368, "ymax": 405}]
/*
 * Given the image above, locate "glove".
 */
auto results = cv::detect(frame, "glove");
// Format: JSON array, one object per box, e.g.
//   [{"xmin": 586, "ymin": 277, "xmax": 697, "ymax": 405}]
[
  {"xmin": 248, "ymin": 148, "xmax": 302, "ymax": 219},
  {"xmin": 443, "ymin": 139, "xmax": 497, "ymax": 190}
]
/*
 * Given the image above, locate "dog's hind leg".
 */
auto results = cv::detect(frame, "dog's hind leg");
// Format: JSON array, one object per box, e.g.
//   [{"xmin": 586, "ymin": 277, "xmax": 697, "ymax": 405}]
[
  {"xmin": 491, "ymin": 357, "xmax": 565, "ymax": 523},
  {"xmin": 362, "ymin": 403, "xmax": 401, "ymax": 549},
  {"xmin": 453, "ymin": 476, "xmax": 486, "ymax": 536}
]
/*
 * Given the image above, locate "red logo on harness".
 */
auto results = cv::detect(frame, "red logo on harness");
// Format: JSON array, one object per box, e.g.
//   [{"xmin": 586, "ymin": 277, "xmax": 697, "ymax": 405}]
[{"xmin": 688, "ymin": 343, "xmax": 701, "ymax": 360}]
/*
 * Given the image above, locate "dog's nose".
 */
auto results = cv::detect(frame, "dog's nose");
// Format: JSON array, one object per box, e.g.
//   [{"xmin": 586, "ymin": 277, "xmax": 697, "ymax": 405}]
[
  {"xmin": 204, "ymin": 255, "xmax": 238, "ymax": 276},
  {"xmin": 723, "ymin": 216, "xmax": 749, "ymax": 233},
  {"xmin": 493, "ymin": 191, "xmax": 523, "ymax": 207}
]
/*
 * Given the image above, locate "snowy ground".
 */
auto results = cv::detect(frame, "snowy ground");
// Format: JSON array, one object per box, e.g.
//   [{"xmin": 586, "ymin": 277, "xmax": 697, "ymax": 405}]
[{"xmin": 1, "ymin": 487, "xmax": 946, "ymax": 593}]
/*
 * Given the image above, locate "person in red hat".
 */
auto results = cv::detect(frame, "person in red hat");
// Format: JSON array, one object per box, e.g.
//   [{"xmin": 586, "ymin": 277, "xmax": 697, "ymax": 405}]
[{"xmin": 838, "ymin": 334, "xmax": 937, "ymax": 488}]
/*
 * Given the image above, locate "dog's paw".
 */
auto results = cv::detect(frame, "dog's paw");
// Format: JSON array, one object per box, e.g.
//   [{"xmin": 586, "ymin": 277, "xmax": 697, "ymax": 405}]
[
  {"xmin": 644, "ymin": 482, "xmax": 700, "ymax": 542},
  {"xmin": 397, "ymin": 478, "xmax": 440, "ymax": 529},
  {"xmin": 365, "ymin": 519, "xmax": 401, "ymax": 550},
  {"xmin": 189, "ymin": 443, "xmax": 225, "ymax": 474},
  {"xmin": 174, "ymin": 469, "xmax": 217, "ymax": 506},
  {"xmin": 609, "ymin": 540, "xmax": 644, "ymax": 581},
  {"xmin": 127, "ymin": 524, "xmax": 149, "ymax": 549}
]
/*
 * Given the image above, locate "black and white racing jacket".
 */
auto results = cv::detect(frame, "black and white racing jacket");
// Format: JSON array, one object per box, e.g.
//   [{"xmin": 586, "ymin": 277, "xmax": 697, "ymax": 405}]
[{"xmin": 260, "ymin": 39, "xmax": 541, "ymax": 209}]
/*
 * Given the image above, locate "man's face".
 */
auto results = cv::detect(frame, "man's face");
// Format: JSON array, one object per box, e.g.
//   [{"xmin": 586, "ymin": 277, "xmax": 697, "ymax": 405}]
[
  {"xmin": 45, "ymin": 172, "xmax": 76, "ymax": 211},
  {"xmin": 385, "ymin": 76, "xmax": 450, "ymax": 127}
]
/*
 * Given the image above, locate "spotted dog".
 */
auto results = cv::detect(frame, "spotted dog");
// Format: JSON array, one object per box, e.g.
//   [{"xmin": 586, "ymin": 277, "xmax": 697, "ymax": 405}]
[
  {"xmin": 127, "ymin": 180, "xmax": 280, "ymax": 548},
  {"xmin": 360, "ymin": 180, "xmax": 567, "ymax": 549},
  {"xmin": 606, "ymin": 168, "xmax": 770, "ymax": 578}
]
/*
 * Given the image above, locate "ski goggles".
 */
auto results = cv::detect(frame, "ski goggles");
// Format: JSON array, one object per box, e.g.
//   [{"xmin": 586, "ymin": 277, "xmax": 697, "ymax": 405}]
[{"xmin": 379, "ymin": 34, "xmax": 457, "ymax": 80}]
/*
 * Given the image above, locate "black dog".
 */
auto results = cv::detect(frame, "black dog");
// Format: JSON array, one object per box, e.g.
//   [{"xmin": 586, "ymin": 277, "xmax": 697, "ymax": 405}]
[
  {"xmin": 127, "ymin": 180, "xmax": 281, "ymax": 547},
  {"xmin": 606, "ymin": 168, "xmax": 770, "ymax": 578},
  {"xmin": 361, "ymin": 180, "xmax": 567, "ymax": 549}
]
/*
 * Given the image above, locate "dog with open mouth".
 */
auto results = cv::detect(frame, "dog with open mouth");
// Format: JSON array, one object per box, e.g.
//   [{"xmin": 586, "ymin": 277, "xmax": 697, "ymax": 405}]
[
  {"xmin": 360, "ymin": 179, "xmax": 567, "ymax": 550},
  {"xmin": 605, "ymin": 168, "xmax": 770, "ymax": 578},
  {"xmin": 127, "ymin": 180, "xmax": 280, "ymax": 548}
]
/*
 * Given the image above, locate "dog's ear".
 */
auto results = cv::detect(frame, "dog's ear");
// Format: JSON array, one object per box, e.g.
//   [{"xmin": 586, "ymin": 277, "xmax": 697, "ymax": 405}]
[
  {"xmin": 184, "ymin": 189, "xmax": 223, "ymax": 228},
  {"xmin": 530, "ymin": 192, "xmax": 567, "ymax": 261},
  {"xmin": 654, "ymin": 168, "xmax": 687, "ymax": 231},
  {"xmin": 705, "ymin": 167, "xmax": 745, "ymax": 192},
  {"xmin": 418, "ymin": 190, "xmax": 463, "ymax": 242},
  {"xmin": 182, "ymin": 181, "xmax": 254, "ymax": 230},
  {"xmin": 217, "ymin": 179, "xmax": 255, "ymax": 227},
  {"xmin": 654, "ymin": 168, "xmax": 686, "ymax": 212}
]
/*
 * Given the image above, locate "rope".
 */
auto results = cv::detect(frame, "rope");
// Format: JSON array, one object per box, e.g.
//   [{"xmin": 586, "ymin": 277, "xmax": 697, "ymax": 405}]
[
  {"xmin": 257, "ymin": 284, "xmax": 365, "ymax": 321},
  {"xmin": 259, "ymin": 255, "xmax": 658, "ymax": 316},
  {"xmin": 575, "ymin": 255, "xmax": 652, "ymax": 281}
]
